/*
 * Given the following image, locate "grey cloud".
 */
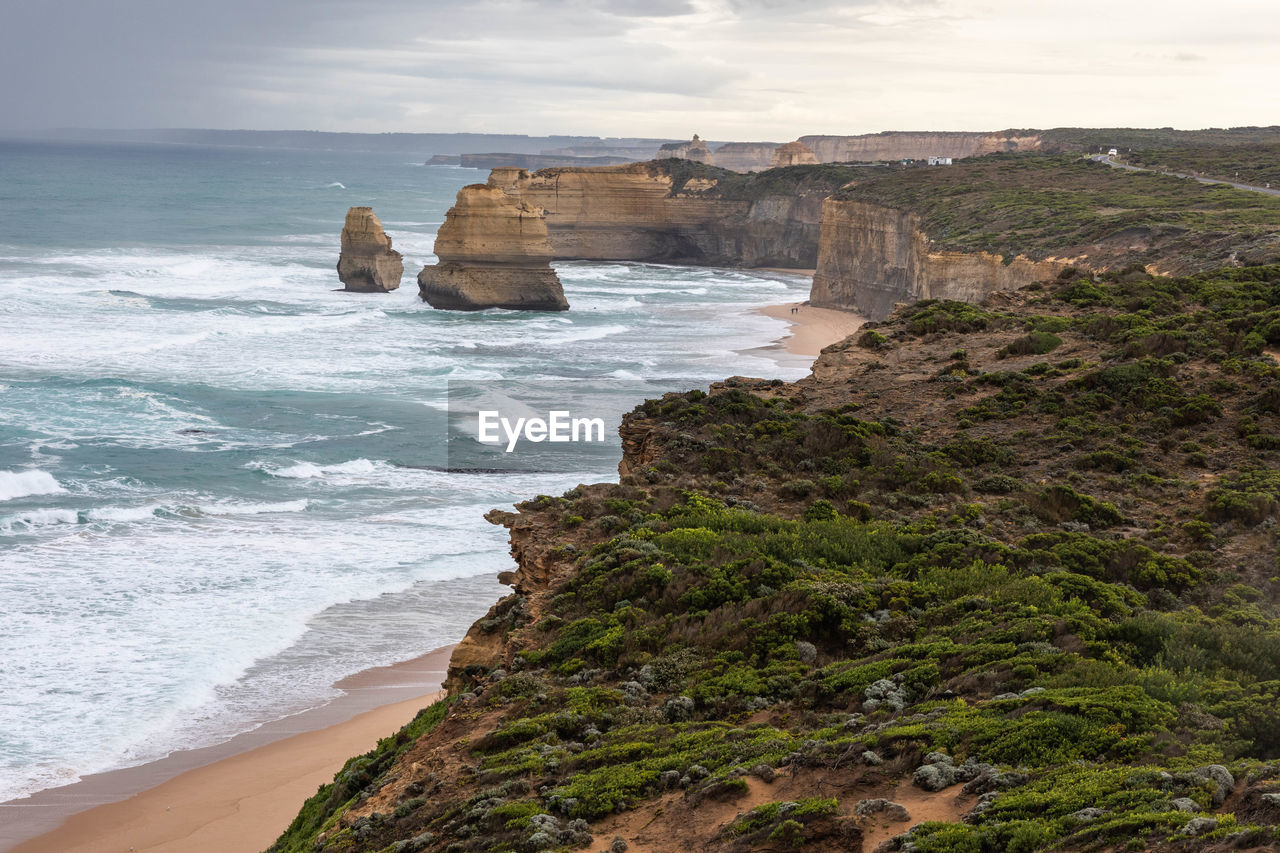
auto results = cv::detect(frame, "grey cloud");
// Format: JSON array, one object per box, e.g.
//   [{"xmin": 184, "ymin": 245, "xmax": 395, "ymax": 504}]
[{"xmin": 0, "ymin": 0, "xmax": 1274, "ymax": 137}]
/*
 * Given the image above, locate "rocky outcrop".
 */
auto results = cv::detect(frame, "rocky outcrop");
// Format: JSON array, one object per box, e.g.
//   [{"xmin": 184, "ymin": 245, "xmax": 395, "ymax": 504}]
[
  {"xmin": 418, "ymin": 180, "xmax": 568, "ymax": 311},
  {"xmin": 336, "ymin": 207, "xmax": 403, "ymax": 292},
  {"xmin": 811, "ymin": 199, "xmax": 1072, "ymax": 319},
  {"xmin": 771, "ymin": 141, "xmax": 819, "ymax": 168},
  {"xmin": 713, "ymin": 142, "xmax": 780, "ymax": 172},
  {"xmin": 491, "ymin": 162, "xmax": 838, "ymax": 268},
  {"xmin": 656, "ymin": 134, "xmax": 714, "ymax": 164},
  {"xmin": 799, "ymin": 131, "xmax": 1043, "ymax": 163}
]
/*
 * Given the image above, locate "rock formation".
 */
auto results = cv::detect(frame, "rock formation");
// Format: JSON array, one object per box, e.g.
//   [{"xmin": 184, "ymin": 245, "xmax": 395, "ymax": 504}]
[
  {"xmin": 418, "ymin": 178, "xmax": 568, "ymax": 311},
  {"xmin": 337, "ymin": 207, "xmax": 403, "ymax": 292},
  {"xmin": 770, "ymin": 141, "xmax": 820, "ymax": 168},
  {"xmin": 712, "ymin": 142, "xmax": 780, "ymax": 172},
  {"xmin": 656, "ymin": 134, "xmax": 714, "ymax": 165},
  {"xmin": 811, "ymin": 199, "xmax": 1071, "ymax": 319},
  {"xmin": 490, "ymin": 162, "xmax": 835, "ymax": 268},
  {"xmin": 799, "ymin": 131, "xmax": 1043, "ymax": 163}
]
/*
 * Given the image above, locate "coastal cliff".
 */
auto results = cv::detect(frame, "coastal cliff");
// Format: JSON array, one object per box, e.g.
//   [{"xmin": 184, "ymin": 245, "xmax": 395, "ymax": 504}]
[
  {"xmin": 418, "ymin": 182, "xmax": 568, "ymax": 311},
  {"xmin": 799, "ymin": 130, "xmax": 1043, "ymax": 163},
  {"xmin": 495, "ymin": 161, "xmax": 864, "ymax": 269},
  {"xmin": 336, "ymin": 207, "xmax": 403, "ymax": 292},
  {"xmin": 712, "ymin": 142, "xmax": 780, "ymax": 172},
  {"xmin": 812, "ymin": 154, "xmax": 1280, "ymax": 317},
  {"xmin": 812, "ymin": 199, "xmax": 1069, "ymax": 318},
  {"xmin": 271, "ymin": 264, "xmax": 1280, "ymax": 853}
]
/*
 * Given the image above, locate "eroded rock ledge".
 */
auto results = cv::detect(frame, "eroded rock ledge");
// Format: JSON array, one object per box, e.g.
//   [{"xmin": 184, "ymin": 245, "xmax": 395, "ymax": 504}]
[
  {"xmin": 337, "ymin": 206, "xmax": 403, "ymax": 292},
  {"xmin": 812, "ymin": 199, "xmax": 1071, "ymax": 319},
  {"xmin": 418, "ymin": 179, "xmax": 568, "ymax": 312}
]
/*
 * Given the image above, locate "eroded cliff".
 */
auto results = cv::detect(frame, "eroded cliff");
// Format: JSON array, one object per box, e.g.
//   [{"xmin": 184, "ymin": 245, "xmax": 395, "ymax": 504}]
[
  {"xmin": 799, "ymin": 130, "xmax": 1043, "ymax": 163},
  {"xmin": 494, "ymin": 161, "xmax": 864, "ymax": 269},
  {"xmin": 812, "ymin": 199, "xmax": 1070, "ymax": 318},
  {"xmin": 270, "ymin": 264, "xmax": 1280, "ymax": 853},
  {"xmin": 418, "ymin": 182, "xmax": 568, "ymax": 311},
  {"xmin": 812, "ymin": 153, "xmax": 1280, "ymax": 317}
]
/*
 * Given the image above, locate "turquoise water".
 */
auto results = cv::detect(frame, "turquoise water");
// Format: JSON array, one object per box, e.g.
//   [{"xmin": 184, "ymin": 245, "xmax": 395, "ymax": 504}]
[{"xmin": 0, "ymin": 140, "xmax": 809, "ymax": 802}]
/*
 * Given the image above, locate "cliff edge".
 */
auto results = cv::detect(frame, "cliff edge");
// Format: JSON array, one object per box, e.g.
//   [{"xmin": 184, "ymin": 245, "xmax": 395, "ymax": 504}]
[
  {"xmin": 270, "ymin": 264, "xmax": 1280, "ymax": 853},
  {"xmin": 813, "ymin": 154, "xmax": 1280, "ymax": 318}
]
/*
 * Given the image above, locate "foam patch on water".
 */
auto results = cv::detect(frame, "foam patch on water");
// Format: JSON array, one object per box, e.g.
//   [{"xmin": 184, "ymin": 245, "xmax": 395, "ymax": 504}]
[
  {"xmin": 253, "ymin": 458, "xmax": 383, "ymax": 479},
  {"xmin": 0, "ymin": 151, "xmax": 819, "ymax": 805},
  {"xmin": 0, "ymin": 469, "xmax": 65, "ymax": 501}
]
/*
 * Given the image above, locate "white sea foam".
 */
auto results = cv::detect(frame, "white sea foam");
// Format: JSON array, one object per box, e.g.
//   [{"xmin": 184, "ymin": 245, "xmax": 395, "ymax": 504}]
[
  {"xmin": 0, "ymin": 469, "xmax": 65, "ymax": 501},
  {"xmin": 256, "ymin": 458, "xmax": 382, "ymax": 479},
  {"xmin": 0, "ymin": 507, "xmax": 79, "ymax": 529},
  {"xmin": 0, "ymin": 150, "xmax": 819, "ymax": 807}
]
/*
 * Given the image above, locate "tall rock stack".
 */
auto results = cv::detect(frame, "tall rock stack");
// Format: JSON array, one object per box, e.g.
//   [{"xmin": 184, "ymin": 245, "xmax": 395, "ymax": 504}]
[
  {"xmin": 418, "ymin": 178, "xmax": 569, "ymax": 311},
  {"xmin": 770, "ymin": 141, "xmax": 820, "ymax": 168},
  {"xmin": 337, "ymin": 207, "xmax": 403, "ymax": 292}
]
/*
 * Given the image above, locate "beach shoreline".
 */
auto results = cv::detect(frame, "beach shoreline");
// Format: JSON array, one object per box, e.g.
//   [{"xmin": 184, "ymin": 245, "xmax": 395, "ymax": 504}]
[
  {"xmin": 2, "ymin": 278, "xmax": 852, "ymax": 853},
  {"xmin": 755, "ymin": 300, "xmax": 866, "ymax": 357},
  {"xmin": 3, "ymin": 645, "xmax": 454, "ymax": 853}
]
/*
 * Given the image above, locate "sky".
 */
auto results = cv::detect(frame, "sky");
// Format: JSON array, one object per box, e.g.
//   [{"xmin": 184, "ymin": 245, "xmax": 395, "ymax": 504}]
[{"xmin": 2, "ymin": 0, "xmax": 1277, "ymax": 138}]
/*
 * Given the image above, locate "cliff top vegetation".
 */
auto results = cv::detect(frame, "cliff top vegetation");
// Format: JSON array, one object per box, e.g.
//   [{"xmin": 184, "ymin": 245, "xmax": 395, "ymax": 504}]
[
  {"xmin": 1041, "ymin": 126, "xmax": 1280, "ymax": 153},
  {"xmin": 271, "ymin": 264, "xmax": 1280, "ymax": 853},
  {"xmin": 835, "ymin": 154, "xmax": 1280, "ymax": 270},
  {"xmin": 1123, "ymin": 143, "xmax": 1280, "ymax": 190},
  {"xmin": 644, "ymin": 158, "xmax": 880, "ymax": 201}
]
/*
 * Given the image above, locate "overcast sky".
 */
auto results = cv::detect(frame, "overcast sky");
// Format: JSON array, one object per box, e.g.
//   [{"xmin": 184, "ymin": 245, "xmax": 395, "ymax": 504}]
[{"xmin": 2, "ymin": 0, "xmax": 1276, "ymax": 138}]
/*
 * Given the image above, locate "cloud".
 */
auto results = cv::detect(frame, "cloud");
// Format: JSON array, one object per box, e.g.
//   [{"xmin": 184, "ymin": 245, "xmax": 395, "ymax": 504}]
[{"xmin": 0, "ymin": 0, "xmax": 1276, "ymax": 137}]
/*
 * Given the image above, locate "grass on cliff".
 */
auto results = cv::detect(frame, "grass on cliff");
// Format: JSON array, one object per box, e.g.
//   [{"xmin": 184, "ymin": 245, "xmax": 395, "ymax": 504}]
[
  {"xmin": 646, "ymin": 158, "xmax": 874, "ymax": 201},
  {"xmin": 1122, "ymin": 143, "xmax": 1280, "ymax": 191},
  {"xmin": 272, "ymin": 265, "xmax": 1280, "ymax": 853},
  {"xmin": 1040, "ymin": 126, "xmax": 1280, "ymax": 154},
  {"xmin": 835, "ymin": 153, "xmax": 1280, "ymax": 268}
]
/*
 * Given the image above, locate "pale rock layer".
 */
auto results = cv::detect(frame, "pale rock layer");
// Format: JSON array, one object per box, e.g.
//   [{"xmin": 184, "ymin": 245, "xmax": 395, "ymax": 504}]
[
  {"xmin": 811, "ymin": 199, "xmax": 1071, "ymax": 320},
  {"xmin": 418, "ymin": 182, "xmax": 568, "ymax": 312},
  {"xmin": 800, "ymin": 131, "xmax": 1043, "ymax": 163},
  {"xmin": 336, "ymin": 207, "xmax": 403, "ymax": 292},
  {"xmin": 771, "ymin": 141, "xmax": 820, "ymax": 168}
]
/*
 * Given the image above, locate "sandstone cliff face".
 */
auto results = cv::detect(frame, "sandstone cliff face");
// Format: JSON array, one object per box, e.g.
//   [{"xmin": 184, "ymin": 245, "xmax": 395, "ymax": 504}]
[
  {"xmin": 799, "ymin": 131, "xmax": 1042, "ymax": 163},
  {"xmin": 336, "ymin": 207, "xmax": 403, "ymax": 292},
  {"xmin": 712, "ymin": 142, "xmax": 780, "ymax": 172},
  {"xmin": 492, "ymin": 164, "xmax": 829, "ymax": 268},
  {"xmin": 418, "ymin": 182, "xmax": 568, "ymax": 311},
  {"xmin": 771, "ymin": 140, "xmax": 819, "ymax": 168},
  {"xmin": 812, "ymin": 199, "xmax": 1071, "ymax": 319}
]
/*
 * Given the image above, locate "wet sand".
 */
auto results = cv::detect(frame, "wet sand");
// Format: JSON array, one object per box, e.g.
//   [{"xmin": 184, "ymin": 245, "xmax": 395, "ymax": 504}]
[
  {"xmin": 756, "ymin": 301, "xmax": 865, "ymax": 356},
  {"xmin": 4, "ymin": 646, "xmax": 454, "ymax": 853}
]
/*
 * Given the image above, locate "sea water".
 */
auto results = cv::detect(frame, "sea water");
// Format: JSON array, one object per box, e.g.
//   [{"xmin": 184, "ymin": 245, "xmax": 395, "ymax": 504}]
[{"xmin": 0, "ymin": 139, "xmax": 809, "ymax": 803}]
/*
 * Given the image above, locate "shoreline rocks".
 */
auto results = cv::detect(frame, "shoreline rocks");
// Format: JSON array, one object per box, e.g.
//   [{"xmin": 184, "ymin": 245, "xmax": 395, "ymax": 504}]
[
  {"xmin": 418, "ymin": 179, "xmax": 568, "ymax": 312},
  {"xmin": 337, "ymin": 207, "xmax": 403, "ymax": 292}
]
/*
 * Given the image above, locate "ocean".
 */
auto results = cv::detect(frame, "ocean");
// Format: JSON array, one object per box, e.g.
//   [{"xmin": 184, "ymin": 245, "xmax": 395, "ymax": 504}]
[{"xmin": 0, "ymin": 139, "xmax": 810, "ymax": 804}]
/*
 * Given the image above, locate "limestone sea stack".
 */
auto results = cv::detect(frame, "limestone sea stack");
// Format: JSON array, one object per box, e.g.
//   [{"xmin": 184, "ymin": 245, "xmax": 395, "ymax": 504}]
[
  {"xmin": 337, "ymin": 206, "xmax": 403, "ymax": 292},
  {"xmin": 418, "ymin": 179, "xmax": 568, "ymax": 311}
]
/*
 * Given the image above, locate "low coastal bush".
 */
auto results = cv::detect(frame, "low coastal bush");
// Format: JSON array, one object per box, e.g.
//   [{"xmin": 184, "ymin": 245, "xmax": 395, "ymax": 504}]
[{"xmin": 272, "ymin": 265, "xmax": 1280, "ymax": 853}]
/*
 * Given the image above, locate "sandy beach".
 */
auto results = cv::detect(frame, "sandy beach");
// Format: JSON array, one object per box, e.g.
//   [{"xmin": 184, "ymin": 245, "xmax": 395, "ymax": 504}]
[
  {"xmin": 4, "ymin": 646, "xmax": 454, "ymax": 853},
  {"xmin": 757, "ymin": 301, "xmax": 866, "ymax": 356}
]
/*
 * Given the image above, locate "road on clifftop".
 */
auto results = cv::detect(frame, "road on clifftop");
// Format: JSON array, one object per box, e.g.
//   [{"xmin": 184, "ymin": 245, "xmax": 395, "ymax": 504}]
[{"xmin": 1092, "ymin": 154, "xmax": 1280, "ymax": 197}]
